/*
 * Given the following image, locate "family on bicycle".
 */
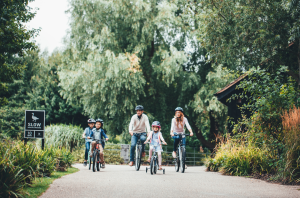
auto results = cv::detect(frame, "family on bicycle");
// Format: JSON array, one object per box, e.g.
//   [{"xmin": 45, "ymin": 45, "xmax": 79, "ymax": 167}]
[{"xmin": 82, "ymin": 105, "xmax": 193, "ymax": 172}]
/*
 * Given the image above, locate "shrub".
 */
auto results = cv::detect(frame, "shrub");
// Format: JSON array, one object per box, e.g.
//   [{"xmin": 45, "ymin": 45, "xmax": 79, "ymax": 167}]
[
  {"xmin": 45, "ymin": 124, "xmax": 84, "ymax": 152},
  {"xmin": 0, "ymin": 157, "xmax": 27, "ymax": 198},
  {"xmin": 54, "ymin": 147, "xmax": 74, "ymax": 171},
  {"xmin": 206, "ymin": 139, "xmax": 275, "ymax": 176},
  {"xmin": 37, "ymin": 148, "xmax": 56, "ymax": 177}
]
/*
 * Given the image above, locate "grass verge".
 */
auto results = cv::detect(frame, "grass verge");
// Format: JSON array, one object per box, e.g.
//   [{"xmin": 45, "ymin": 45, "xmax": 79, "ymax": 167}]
[{"xmin": 23, "ymin": 167, "xmax": 79, "ymax": 198}]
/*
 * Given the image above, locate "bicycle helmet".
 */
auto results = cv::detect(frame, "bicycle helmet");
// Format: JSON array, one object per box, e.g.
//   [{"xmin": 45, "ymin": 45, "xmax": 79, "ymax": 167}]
[
  {"xmin": 135, "ymin": 105, "xmax": 144, "ymax": 111},
  {"xmin": 152, "ymin": 121, "xmax": 161, "ymax": 128},
  {"xmin": 87, "ymin": 118, "xmax": 96, "ymax": 123},
  {"xmin": 95, "ymin": 118, "xmax": 104, "ymax": 127},
  {"xmin": 175, "ymin": 107, "xmax": 183, "ymax": 113}
]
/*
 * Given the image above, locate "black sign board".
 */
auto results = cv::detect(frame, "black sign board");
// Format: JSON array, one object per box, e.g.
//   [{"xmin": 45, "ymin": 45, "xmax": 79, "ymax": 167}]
[{"xmin": 24, "ymin": 110, "xmax": 45, "ymax": 139}]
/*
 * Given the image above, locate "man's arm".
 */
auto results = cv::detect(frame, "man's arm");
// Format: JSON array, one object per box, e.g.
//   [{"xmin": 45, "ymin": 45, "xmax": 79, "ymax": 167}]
[
  {"xmin": 129, "ymin": 116, "xmax": 134, "ymax": 136},
  {"xmin": 145, "ymin": 115, "xmax": 151, "ymax": 134}
]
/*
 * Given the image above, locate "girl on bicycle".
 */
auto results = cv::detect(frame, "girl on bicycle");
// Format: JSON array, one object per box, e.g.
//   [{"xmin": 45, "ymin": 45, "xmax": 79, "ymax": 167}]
[
  {"xmin": 170, "ymin": 107, "xmax": 193, "ymax": 159},
  {"xmin": 144, "ymin": 121, "xmax": 167, "ymax": 170}
]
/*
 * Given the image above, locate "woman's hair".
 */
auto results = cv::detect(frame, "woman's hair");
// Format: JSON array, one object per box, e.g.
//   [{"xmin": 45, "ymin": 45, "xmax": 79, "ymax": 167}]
[{"xmin": 174, "ymin": 111, "xmax": 184, "ymax": 128}]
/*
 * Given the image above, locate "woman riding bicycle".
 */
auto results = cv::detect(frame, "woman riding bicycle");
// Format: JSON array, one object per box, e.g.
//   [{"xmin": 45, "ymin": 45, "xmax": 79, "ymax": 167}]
[
  {"xmin": 144, "ymin": 121, "xmax": 167, "ymax": 170},
  {"xmin": 170, "ymin": 107, "xmax": 193, "ymax": 159}
]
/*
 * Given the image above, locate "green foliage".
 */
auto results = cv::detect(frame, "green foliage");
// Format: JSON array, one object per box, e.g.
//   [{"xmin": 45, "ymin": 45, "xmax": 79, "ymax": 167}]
[
  {"xmin": 44, "ymin": 124, "xmax": 84, "ymax": 152},
  {"xmin": 232, "ymin": 66, "xmax": 298, "ymax": 141},
  {"xmin": 0, "ymin": 0, "xmax": 39, "ymax": 106},
  {"xmin": 206, "ymin": 140, "xmax": 276, "ymax": 176}
]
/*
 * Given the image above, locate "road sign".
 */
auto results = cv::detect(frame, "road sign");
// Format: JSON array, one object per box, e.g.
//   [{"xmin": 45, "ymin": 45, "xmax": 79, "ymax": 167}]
[{"xmin": 24, "ymin": 110, "xmax": 45, "ymax": 139}]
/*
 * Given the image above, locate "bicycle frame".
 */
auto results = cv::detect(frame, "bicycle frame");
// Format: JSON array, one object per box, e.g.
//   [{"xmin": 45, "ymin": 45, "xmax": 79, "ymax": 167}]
[
  {"xmin": 145, "ymin": 143, "xmax": 165, "ymax": 175},
  {"xmin": 134, "ymin": 133, "xmax": 146, "ymax": 171}
]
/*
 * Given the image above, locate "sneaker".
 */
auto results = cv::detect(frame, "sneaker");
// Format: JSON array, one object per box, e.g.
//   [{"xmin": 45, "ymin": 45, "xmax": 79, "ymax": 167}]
[
  {"xmin": 147, "ymin": 158, "xmax": 150, "ymax": 163},
  {"xmin": 158, "ymin": 166, "xmax": 162, "ymax": 170},
  {"xmin": 83, "ymin": 161, "xmax": 87, "ymax": 166},
  {"xmin": 102, "ymin": 163, "xmax": 105, "ymax": 168},
  {"xmin": 129, "ymin": 161, "xmax": 134, "ymax": 166},
  {"xmin": 172, "ymin": 151, "xmax": 176, "ymax": 158},
  {"xmin": 185, "ymin": 165, "xmax": 187, "ymax": 169}
]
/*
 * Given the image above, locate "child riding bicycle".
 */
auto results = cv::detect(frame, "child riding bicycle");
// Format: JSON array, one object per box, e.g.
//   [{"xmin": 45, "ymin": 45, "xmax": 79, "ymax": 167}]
[
  {"xmin": 89, "ymin": 118, "xmax": 109, "ymax": 168},
  {"xmin": 82, "ymin": 118, "xmax": 95, "ymax": 166},
  {"xmin": 144, "ymin": 121, "xmax": 167, "ymax": 170}
]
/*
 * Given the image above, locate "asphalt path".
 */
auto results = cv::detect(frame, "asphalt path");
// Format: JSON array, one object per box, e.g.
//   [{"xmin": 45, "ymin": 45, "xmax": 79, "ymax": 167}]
[{"xmin": 40, "ymin": 164, "xmax": 300, "ymax": 198}]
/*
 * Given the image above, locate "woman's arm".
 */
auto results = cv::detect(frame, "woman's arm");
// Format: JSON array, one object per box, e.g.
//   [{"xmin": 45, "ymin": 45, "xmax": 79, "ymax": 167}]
[{"xmin": 184, "ymin": 118, "xmax": 193, "ymax": 136}]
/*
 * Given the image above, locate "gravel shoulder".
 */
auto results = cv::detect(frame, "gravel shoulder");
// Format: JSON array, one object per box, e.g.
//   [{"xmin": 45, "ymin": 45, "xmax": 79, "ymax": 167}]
[{"xmin": 40, "ymin": 164, "xmax": 300, "ymax": 198}]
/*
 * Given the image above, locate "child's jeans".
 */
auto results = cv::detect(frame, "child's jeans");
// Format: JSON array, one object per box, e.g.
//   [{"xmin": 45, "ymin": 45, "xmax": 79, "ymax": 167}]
[
  {"xmin": 84, "ymin": 142, "xmax": 91, "ymax": 161},
  {"xmin": 172, "ymin": 136, "xmax": 186, "ymax": 152},
  {"xmin": 148, "ymin": 147, "xmax": 162, "ymax": 165}
]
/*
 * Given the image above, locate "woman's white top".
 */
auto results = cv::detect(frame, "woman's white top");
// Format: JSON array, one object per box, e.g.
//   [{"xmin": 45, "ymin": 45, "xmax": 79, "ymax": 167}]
[{"xmin": 171, "ymin": 117, "xmax": 191, "ymax": 133}]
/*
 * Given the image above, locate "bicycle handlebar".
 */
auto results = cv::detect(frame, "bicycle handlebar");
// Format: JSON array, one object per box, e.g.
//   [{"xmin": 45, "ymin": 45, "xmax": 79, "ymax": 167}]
[{"xmin": 173, "ymin": 133, "xmax": 191, "ymax": 137}]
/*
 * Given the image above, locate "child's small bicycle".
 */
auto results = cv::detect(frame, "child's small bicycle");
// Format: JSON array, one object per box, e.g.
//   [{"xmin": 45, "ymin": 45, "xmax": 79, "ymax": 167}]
[
  {"xmin": 92, "ymin": 139, "xmax": 106, "ymax": 172},
  {"xmin": 145, "ymin": 143, "xmax": 165, "ymax": 175}
]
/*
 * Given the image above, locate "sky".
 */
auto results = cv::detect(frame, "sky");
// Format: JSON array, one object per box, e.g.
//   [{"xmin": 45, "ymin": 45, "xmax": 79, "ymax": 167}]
[{"xmin": 26, "ymin": 0, "xmax": 70, "ymax": 54}]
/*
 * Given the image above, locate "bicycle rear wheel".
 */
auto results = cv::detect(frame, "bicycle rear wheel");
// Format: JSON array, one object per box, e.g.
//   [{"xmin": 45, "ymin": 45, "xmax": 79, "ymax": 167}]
[
  {"xmin": 135, "ymin": 145, "xmax": 142, "ymax": 171},
  {"xmin": 92, "ymin": 151, "xmax": 96, "ymax": 172},
  {"xmin": 89, "ymin": 156, "xmax": 92, "ymax": 170},
  {"xmin": 180, "ymin": 147, "xmax": 186, "ymax": 173}
]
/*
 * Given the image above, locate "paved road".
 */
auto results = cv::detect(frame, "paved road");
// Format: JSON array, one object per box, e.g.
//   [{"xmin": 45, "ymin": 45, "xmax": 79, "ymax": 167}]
[{"xmin": 40, "ymin": 164, "xmax": 300, "ymax": 198}]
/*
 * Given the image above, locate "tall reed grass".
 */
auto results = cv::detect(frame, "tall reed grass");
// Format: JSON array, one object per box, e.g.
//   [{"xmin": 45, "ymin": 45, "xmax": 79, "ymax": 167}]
[{"xmin": 281, "ymin": 106, "xmax": 300, "ymax": 183}]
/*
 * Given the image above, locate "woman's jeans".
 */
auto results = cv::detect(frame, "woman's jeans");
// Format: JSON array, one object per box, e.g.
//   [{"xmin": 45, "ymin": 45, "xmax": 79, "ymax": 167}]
[
  {"xmin": 172, "ymin": 136, "xmax": 186, "ymax": 152},
  {"xmin": 130, "ymin": 133, "xmax": 147, "ymax": 162},
  {"xmin": 84, "ymin": 142, "xmax": 91, "ymax": 161}
]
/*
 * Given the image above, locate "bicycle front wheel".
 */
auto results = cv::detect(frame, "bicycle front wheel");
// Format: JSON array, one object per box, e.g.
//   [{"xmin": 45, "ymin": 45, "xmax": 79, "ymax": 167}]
[
  {"xmin": 180, "ymin": 147, "xmax": 186, "ymax": 173},
  {"xmin": 135, "ymin": 145, "xmax": 142, "ymax": 171},
  {"xmin": 92, "ymin": 151, "xmax": 96, "ymax": 172},
  {"xmin": 150, "ymin": 158, "xmax": 154, "ymax": 175},
  {"xmin": 96, "ymin": 154, "xmax": 100, "ymax": 171},
  {"xmin": 88, "ymin": 155, "xmax": 92, "ymax": 170}
]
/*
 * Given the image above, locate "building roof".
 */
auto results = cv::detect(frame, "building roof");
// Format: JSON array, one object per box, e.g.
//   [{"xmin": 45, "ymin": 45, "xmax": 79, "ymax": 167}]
[{"xmin": 215, "ymin": 73, "xmax": 247, "ymax": 95}]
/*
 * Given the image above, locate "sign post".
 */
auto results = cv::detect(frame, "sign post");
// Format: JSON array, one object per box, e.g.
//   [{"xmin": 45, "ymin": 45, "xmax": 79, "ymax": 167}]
[{"xmin": 24, "ymin": 110, "xmax": 45, "ymax": 149}]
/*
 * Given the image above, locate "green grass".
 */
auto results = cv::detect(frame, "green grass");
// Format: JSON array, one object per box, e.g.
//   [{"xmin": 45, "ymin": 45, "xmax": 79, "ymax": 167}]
[{"xmin": 23, "ymin": 167, "xmax": 79, "ymax": 198}]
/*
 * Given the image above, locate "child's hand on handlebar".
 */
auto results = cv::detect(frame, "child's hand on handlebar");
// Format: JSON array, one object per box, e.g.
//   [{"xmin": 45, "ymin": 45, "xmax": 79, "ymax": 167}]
[
  {"xmin": 144, "ymin": 140, "xmax": 149, "ymax": 144},
  {"xmin": 105, "ymin": 138, "xmax": 109, "ymax": 141},
  {"xmin": 162, "ymin": 141, "xmax": 167, "ymax": 145},
  {"xmin": 87, "ymin": 137, "xmax": 91, "ymax": 139}
]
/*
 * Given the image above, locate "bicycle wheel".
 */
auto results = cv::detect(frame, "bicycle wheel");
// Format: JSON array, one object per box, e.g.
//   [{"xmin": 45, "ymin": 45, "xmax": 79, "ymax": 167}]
[
  {"xmin": 175, "ymin": 149, "xmax": 180, "ymax": 172},
  {"xmin": 92, "ymin": 151, "xmax": 96, "ymax": 172},
  {"xmin": 96, "ymin": 153, "xmax": 100, "ymax": 171},
  {"xmin": 180, "ymin": 147, "xmax": 186, "ymax": 173},
  {"xmin": 150, "ymin": 158, "xmax": 154, "ymax": 175},
  {"xmin": 135, "ymin": 145, "xmax": 142, "ymax": 171}
]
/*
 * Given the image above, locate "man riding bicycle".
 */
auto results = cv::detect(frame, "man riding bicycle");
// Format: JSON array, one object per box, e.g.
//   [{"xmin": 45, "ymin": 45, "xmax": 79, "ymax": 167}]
[{"xmin": 128, "ymin": 105, "xmax": 151, "ymax": 166}]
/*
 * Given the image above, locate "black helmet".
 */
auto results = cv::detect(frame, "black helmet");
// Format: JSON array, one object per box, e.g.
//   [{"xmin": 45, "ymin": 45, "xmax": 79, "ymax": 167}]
[
  {"xmin": 152, "ymin": 121, "xmax": 161, "ymax": 128},
  {"xmin": 87, "ymin": 118, "xmax": 96, "ymax": 123},
  {"xmin": 95, "ymin": 118, "xmax": 104, "ymax": 127},
  {"xmin": 135, "ymin": 105, "xmax": 144, "ymax": 111},
  {"xmin": 175, "ymin": 107, "xmax": 183, "ymax": 113}
]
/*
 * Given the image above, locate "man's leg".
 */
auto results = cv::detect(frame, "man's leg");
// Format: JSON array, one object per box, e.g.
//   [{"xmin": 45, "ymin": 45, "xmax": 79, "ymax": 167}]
[
  {"xmin": 140, "ymin": 133, "xmax": 147, "ymax": 157},
  {"xmin": 129, "ymin": 135, "xmax": 138, "ymax": 164}
]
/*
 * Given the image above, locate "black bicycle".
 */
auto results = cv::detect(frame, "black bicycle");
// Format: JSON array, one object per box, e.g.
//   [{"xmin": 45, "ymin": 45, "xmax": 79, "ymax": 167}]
[
  {"xmin": 145, "ymin": 143, "xmax": 166, "ymax": 175},
  {"xmin": 92, "ymin": 139, "xmax": 105, "ymax": 172},
  {"xmin": 134, "ymin": 133, "xmax": 146, "ymax": 171},
  {"xmin": 173, "ymin": 133, "xmax": 190, "ymax": 173}
]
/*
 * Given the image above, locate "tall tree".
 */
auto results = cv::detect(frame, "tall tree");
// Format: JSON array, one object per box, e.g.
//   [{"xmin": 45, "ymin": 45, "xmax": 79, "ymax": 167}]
[{"xmin": 0, "ymin": 0, "xmax": 39, "ymax": 106}]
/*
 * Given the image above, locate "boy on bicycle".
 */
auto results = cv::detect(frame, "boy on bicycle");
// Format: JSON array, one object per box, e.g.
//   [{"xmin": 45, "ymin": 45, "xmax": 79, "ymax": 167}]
[
  {"xmin": 82, "ymin": 118, "xmax": 95, "ymax": 166},
  {"xmin": 89, "ymin": 118, "xmax": 109, "ymax": 168},
  {"xmin": 144, "ymin": 121, "xmax": 167, "ymax": 170}
]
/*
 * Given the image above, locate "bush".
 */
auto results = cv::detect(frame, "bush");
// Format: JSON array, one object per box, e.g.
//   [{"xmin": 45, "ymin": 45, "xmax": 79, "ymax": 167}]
[
  {"xmin": 0, "ymin": 157, "xmax": 26, "ymax": 198},
  {"xmin": 206, "ymin": 140, "xmax": 275, "ymax": 176},
  {"xmin": 37, "ymin": 148, "xmax": 56, "ymax": 177},
  {"xmin": 45, "ymin": 124, "xmax": 84, "ymax": 152}
]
